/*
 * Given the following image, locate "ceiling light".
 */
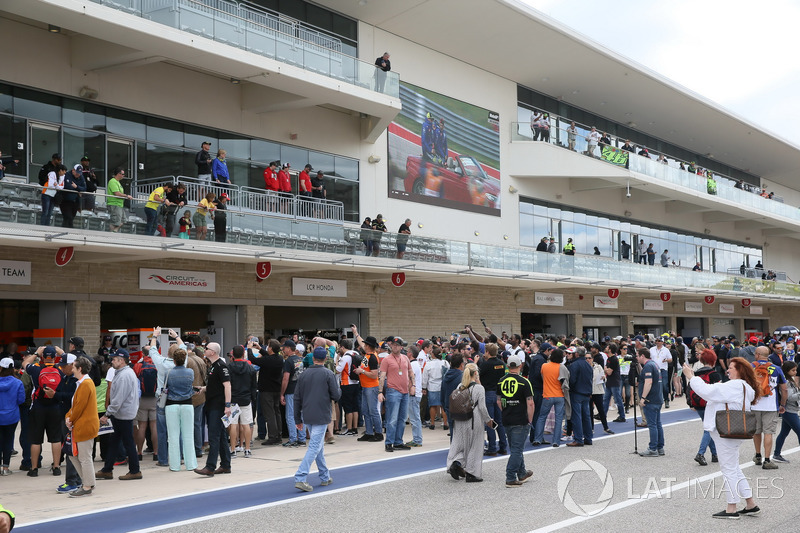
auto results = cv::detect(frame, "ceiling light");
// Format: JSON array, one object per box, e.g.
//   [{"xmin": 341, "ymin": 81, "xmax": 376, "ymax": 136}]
[
  {"xmin": 48, "ymin": 24, "xmax": 61, "ymax": 33},
  {"xmin": 474, "ymin": 231, "xmax": 480, "ymax": 236},
  {"xmin": 503, "ymin": 235, "xmax": 509, "ymax": 240},
  {"xmin": 230, "ymin": 78, "xmax": 240, "ymax": 84}
]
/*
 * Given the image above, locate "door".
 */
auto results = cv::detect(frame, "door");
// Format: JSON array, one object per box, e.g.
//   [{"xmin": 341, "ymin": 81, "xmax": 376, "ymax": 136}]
[
  {"xmin": 107, "ymin": 137, "xmax": 134, "ymax": 186},
  {"xmin": 29, "ymin": 122, "xmax": 60, "ymax": 181}
]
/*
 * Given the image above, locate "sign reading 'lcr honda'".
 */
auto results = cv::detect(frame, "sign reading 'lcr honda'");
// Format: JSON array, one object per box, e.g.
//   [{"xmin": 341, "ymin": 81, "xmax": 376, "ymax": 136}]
[
  {"xmin": 292, "ymin": 277, "xmax": 347, "ymax": 297},
  {"xmin": 139, "ymin": 268, "xmax": 216, "ymax": 292}
]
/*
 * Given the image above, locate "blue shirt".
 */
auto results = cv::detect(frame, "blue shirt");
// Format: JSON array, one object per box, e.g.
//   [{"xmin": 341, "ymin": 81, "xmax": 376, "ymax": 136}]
[
  {"xmin": 211, "ymin": 158, "xmax": 230, "ymax": 183},
  {"xmin": 639, "ymin": 360, "xmax": 663, "ymax": 405}
]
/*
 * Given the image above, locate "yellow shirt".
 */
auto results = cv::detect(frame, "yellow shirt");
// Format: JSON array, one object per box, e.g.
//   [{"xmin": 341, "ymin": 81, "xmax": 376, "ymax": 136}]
[
  {"xmin": 145, "ymin": 187, "xmax": 165, "ymax": 210},
  {"xmin": 196, "ymin": 198, "xmax": 214, "ymax": 216}
]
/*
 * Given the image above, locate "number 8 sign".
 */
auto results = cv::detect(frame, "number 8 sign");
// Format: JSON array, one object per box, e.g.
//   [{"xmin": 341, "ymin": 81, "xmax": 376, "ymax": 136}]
[{"xmin": 391, "ymin": 272, "xmax": 406, "ymax": 287}]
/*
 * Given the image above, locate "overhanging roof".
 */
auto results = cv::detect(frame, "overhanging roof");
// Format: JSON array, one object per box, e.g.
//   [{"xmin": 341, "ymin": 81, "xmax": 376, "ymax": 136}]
[{"xmin": 320, "ymin": 0, "xmax": 800, "ymax": 186}]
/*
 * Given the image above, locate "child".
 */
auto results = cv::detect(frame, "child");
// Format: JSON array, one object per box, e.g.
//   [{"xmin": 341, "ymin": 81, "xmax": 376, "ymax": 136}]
[{"xmin": 178, "ymin": 210, "xmax": 192, "ymax": 239}]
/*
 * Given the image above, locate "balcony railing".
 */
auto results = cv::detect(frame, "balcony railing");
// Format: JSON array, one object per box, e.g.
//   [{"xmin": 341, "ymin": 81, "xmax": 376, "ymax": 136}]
[
  {"xmin": 1, "ymin": 181, "xmax": 797, "ymax": 299},
  {"xmin": 510, "ymin": 121, "xmax": 799, "ymax": 222},
  {"xmin": 88, "ymin": 0, "xmax": 399, "ymax": 97}
]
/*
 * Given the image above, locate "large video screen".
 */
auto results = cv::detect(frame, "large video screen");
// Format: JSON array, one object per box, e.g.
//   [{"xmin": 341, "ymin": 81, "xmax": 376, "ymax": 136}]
[{"xmin": 388, "ymin": 82, "xmax": 500, "ymax": 216}]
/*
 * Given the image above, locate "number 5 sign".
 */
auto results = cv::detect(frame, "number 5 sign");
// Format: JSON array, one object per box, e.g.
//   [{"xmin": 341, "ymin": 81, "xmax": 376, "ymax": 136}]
[
  {"xmin": 391, "ymin": 272, "xmax": 406, "ymax": 287},
  {"xmin": 256, "ymin": 262, "xmax": 272, "ymax": 280}
]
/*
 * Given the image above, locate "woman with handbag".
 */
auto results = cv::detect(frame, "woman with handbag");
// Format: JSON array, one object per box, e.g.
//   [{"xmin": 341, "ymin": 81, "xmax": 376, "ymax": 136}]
[
  {"xmin": 163, "ymin": 349, "xmax": 197, "ymax": 472},
  {"xmin": 683, "ymin": 357, "xmax": 761, "ymax": 519},
  {"xmin": 446, "ymin": 363, "xmax": 493, "ymax": 482}
]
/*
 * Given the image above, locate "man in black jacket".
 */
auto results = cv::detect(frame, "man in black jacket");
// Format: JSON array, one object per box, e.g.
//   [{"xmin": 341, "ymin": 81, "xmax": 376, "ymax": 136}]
[
  {"xmin": 374, "ymin": 52, "xmax": 391, "ymax": 92},
  {"xmin": 248, "ymin": 338, "xmax": 284, "ymax": 445},
  {"xmin": 228, "ymin": 346, "xmax": 257, "ymax": 458},
  {"xmin": 195, "ymin": 142, "xmax": 212, "ymax": 184}
]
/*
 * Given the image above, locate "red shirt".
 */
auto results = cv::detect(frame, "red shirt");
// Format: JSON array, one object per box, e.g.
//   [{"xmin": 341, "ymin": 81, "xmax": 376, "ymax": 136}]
[
  {"xmin": 380, "ymin": 353, "xmax": 411, "ymax": 394},
  {"xmin": 263, "ymin": 167, "xmax": 278, "ymax": 191},
  {"xmin": 299, "ymin": 170, "xmax": 312, "ymax": 193},
  {"xmin": 277, "ymin": 169, "xmax": 291, "ymax": 193}
]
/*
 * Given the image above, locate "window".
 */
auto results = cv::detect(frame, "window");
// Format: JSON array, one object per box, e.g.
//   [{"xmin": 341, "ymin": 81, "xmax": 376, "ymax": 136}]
[{"xmin": 63, "ymin": 128, "xmax": 105, "ymax": 176}]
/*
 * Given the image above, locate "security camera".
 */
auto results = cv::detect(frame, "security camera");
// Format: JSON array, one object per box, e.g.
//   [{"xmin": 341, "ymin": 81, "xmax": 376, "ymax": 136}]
[{"xmin": 626, "ymin": 192, "xmax": 631, "ymax": 198}]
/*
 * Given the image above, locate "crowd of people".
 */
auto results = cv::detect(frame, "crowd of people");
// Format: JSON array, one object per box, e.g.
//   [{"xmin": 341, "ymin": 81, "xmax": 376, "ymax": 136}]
[
  {"xmin": 0, "ymin": 326, "xmax": 796, "ymax": 520},
  {"xmin": 359, "ymin": 214, "xmax": 412, "ymax": 258}
]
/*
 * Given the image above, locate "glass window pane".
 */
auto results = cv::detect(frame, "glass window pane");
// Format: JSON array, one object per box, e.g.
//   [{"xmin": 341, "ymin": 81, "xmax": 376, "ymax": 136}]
[
  {"xmin": 107, "ymin": 108, "xmax": 146, "ymax": 139},
  {"xmin": 309, "ymin": 151, "xmax": 334, "ymax": 175},
  {"xmin": 146, "ymin": 117, "xmax": 182, "ymax": 146},
  {"xmin": 251, "ymin": 140, "xmax": 281, "ymax": 164},
  {"xmin": 334, "ymin": 156, "xmax": 358, "ymax": 180},
  {"xmin": 0, "ymin": 83, "xmax": 12, "ymax": 113},
  {"xmin": 324, "ymin": 177, "xmax": 359, "ymax": 222},
  {"xmin": 14, "ymin": 88, "xmax": 60, "ymax": 122},
  {"xmin": 281, "ymin": 145, "xmax": 309, "ymax": 170},
  {"xmin": 520, "ymin": 201, "xmax": 533, "ymax": 215},
  {"xmin": 0, "ymin": 115, "xmax": 27, "ymax": 179},
  {"xmin": 184, "ymin": 126, "xmax": 217, "ymax": 151},
  {"xmin": 143, "ymin": 143, "xmax": 185, "ymax": 180},
  {"xmin": 218, "ymin": 134, "xmax": 250, "ymax": 160},
  {"xmin": 227, "ymin": 159, "xmax": 249, "ymax": 189},
  {"xmin": 63, "ymin": 128, "xmax": 105, "ymax": 174},
  {"xmin": 62, "ymin": 100, "xmax": 105, "ymax": 131},
  {"xmin": 520, "ymin": 214, "xmax": 534, "ymax": 247}
]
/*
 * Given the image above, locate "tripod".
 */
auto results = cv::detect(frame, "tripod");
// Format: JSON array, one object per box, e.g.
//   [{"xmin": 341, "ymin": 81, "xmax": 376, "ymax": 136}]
[{"xmin": 630, "ymin": 382, "xmax": 639, "ymax": 455}]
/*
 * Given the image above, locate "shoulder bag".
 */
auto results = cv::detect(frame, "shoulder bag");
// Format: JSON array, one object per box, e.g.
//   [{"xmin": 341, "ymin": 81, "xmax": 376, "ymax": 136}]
[
  {"xmin": 157, "ymin": 367, "xmax": 173, "ymax": 409},
  {"xmin": 715, "ymin": 383, "xmax": 756, "ymax": 439}
]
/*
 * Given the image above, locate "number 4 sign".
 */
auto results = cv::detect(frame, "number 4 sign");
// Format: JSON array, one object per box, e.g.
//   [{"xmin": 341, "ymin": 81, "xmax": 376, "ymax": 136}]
[{"xmin": 55, "ymin": 247, "xmax": 74, "ymax": 267}]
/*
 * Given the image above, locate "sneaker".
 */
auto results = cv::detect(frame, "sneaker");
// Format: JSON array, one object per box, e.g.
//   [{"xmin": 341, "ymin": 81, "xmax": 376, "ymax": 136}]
[
  {"xmin": 612, "ymin": 417, "xmax": 626, "ymax": 423},
  {"xmin": 443, "ymin": 425, "xmax": 449, "ymax": 430},
  {"xmin": 357, "ymin": 433, "xmax": 374, "ymax": 442},
  {"xmin": 294, "ymin": 481, "xmax": 313, "ymax": 492},
  {"xmin": 114, "ymin": 459, "xmax": 128, "ymax": 466},
  {"xmin": 639, "ymin": 449, "xmax": 659, "ymax": 457},
  {"xmin": 56, "ymin": 483, "xmax": 79, "ymax": 494},
  {"xmin": 657, "ymin": 448, "xmax": 665, "ymax": 456},
  {"xmin": 762, "ymin": 460, "xmax": 778, "ymax": 470},
  {"xmin": 772, "ymin": 454, "xmax": 790, "ymax": 463},
  {"xmin": 711, "ymin": 454, "xmax": 718, "ymax": 463},
  {"xmin": 19, "ymin": 464, "xmax": 30, "ymax": 471},
  {"xmin": 51, "ymin": 466, "xmax": 61, "ymax": 476},
  {"xmin": 395, "ymin": 444, "xmax": 411, "ymax": 450},
  {"xmin": 694, "ymin": 454, "xmax": 707, "ymax": 466},
  {"xmin": 712, "ymin": 510, "xmax": 740, "ymax": 520},
  {"xmin": 297, "ymin": 441, "xmax": 308, "ymax": 447},
  {"xmin": 498, "ymin": 448, "xmax": 508, "ymax": 455},
  {"xmin": 95, "ymin": 470, "xmax": 113, "ymax": 480},
  {"xmin": 119, "ymin": 471, "xmax": 143, "ymax": 480},
  {"xmin": 385, "ymin": 445, "xmax": 394, "ymax": 453},
  {"xmin": 282, "ymin": 440, "xmax": 297, "ymax": 447},
  {"xmin": 506, "ymin": 480, "xmax": 524, "ymax": 488},
  {"xmin": 244, "ymin": 450, "xmax": 252, "ymax": 458},
  {"xmin": 604, "ymin": 428, "xmax": 615, "ymax": 434},
  {"xmin": 337, "ymin": 429, "xmax": 350, "ymax": 436},
  {"xmin": 405, "ymin": 441, "xmax": 422, "ymax": 447},
  {"xmin": 753, "ymin": 454, "xmax": 762, "ymax": 465},
  {"xmin": 27, "ymin": 468, "xmax": 38, "ymax": 477},
  {"xmin": 320, "ymin": 477, "xmax": 333, "ymax": 486},
  {"xmin": 230, "ymin": 451, "xmax": 237, "ymax": 458},
  {"xmin": 738, "ymin": 505, "xmax": 761, "ymax": 517},
  {"xmin": 235, "ymin": 446, "xmax": 243, "ymax": 452},
  {"xmin": 372, "ymin": 433, "xmax": 384, "ymax": 442},
  {"xmin": 68, "ymin": 487, "xmax": 93, "ymax": 498},
  {"xmin": 519, "ymin": 470, "xmax": 534, "ymax": 483}
]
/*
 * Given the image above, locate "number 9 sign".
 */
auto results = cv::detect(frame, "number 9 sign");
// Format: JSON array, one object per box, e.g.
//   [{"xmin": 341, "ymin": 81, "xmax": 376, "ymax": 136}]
[
  {"xmin": 256, "ymin": 262, "xmax": 272, "ymax": 280},
  {"xmin": 391, "ymin": 272, "xmax": 406, "ymax": 287}
]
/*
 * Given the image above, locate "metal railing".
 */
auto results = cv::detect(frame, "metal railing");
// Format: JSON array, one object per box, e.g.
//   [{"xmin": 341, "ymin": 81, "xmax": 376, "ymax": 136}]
[
  {"xmin": 1, "ymin": 180, "xmax": 798, "ymax": 299},
  {"xmin": 90, "ymin": 0, "xmax": 400, "ymax": 97}
]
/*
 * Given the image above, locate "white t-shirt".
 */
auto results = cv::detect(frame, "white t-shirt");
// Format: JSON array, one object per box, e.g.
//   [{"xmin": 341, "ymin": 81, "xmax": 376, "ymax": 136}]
[
  {"xmin": 588, "ymin": 131, "xmax": 600, "ymax": 144},
  {"xmin": 105, "ymin": 367, "xmax": 116, "ymax": 383},
  {"xmin": 409, "ymin": 359, "xmax": 423, "ymax": 398},
  {"xmin": 650, "ymin": 346, "xmax": 671, "ymax": 371}
]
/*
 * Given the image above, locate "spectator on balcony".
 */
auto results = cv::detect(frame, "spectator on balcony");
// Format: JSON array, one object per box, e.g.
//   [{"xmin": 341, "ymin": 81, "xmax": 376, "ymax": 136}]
[
  {"xmin": 41, "ymin": 164, "xmax": 66, "ymax": 226},
  {"xmin": 60, "ymin": 165, "xmax": 87, "ymax": 229},
  {"xmin": 536, "ymin": 237, "xmax": 549, "ymax": 252},
  {"xmin": 397, "ymin": 218, "xmax": 411, "ymax": 259},
  {"xmin": 620, "ymin": 240, "xmax": 631, "ymax": 260},
  {"xmin": 211, "ymin": 150, "xmax": 230, "ymax": 187},
  {"xmin": 195, "ymin": 142, "xmax": 213, "ymax": 184},
  {"xmin": 374, "ymin": 52, "xmax": 391, "ymax": 92},
  {"xmin": 165, "ymin": 183, "xmax": 187, "ymax": 237},
  {"xmin": 563, "ymin": 238, "xmax": 575, "ymax": 256},
  {"xmin": 194, "ymin": 192, "xmax": 216, "ymax": 241},
  {"xmin": 530, "ymin": 112, "xmax": 542, "ymax": 141},
  {"xmin": 178, "ymin": 210, "xmax": 192, "ymax": 240},
  {"xmin": 693, "ymin": 262, "xmax": 702, "ymax": 272},
  {"xmin": 264, "ymin": 161, "xmax": 279, "ymax": 193},
  {"xmin": 539, "ymin": 114, "xmax": 551, "ymax": 143},
  {"xmin": 371, "ymin": 214, "xmax": 387, "ymax": 257},
  {"xmin": 621, "ymin": 140, "xmax": 634, "ymax": 153},
  {"xmin": 299, "ymin": 164, "xmax": 313, "ymax": 198},
  {"xmin": 213, "ymin": 193, "xmax": 229, "ymax": 243},
  {"xmin": 278, "ymin": 163, "xmax": 292, "ymax": 194},
  {"xmin": 565, "ymin": 122, "xmax": 578, "ymax": 151},
  {"xmin": 547, "ymin": 237, "xmax": 557, "ymax": 253},
  {"xmin": 599, "ymin": 132, "xmax": 611, "ymax": 152},
  {"xmin": 638, "ymin": 148, "xmax": 650, "ymax": 159},
  {"xmin": 679, "ymin": 162, "xmax": 686, "ymax": 171},
  {"xmin": 593, "ymin": 246, "xmax": 600, "ymax": 255},
  {"xmin": 107, "ymin": 168, "xmax": 132, "ymax": 233},
  {"xmin": 660, "ymin": 250, "xmax": 670, "ymax": 267},
  {"xmin": 360, "ymin": 217, "xmax": 373, "ymax": 256},
  {"xmin": 144, "ymin": 182, "xmax": 171, "ymax": 236},
  {"xmin": 735, "ymin": 180, "xmax": 745, "ymax": 190},
  {"xmin": 587, "ymin": 127, "xmax": 599, "ymax": 157},
  {"xmin": 647, "ymin": 243, "xmax": 656, "ymax": 265},
  {"xmin": 311, "ymin": 171, "xmax": 326, "ymax": 202},
  {"xmin": 657, "ymin": 154, "xmax": 668, "ymax": 164},
  {"xmin": 687, "ymin": 161, "xmax": 697, "ymax": 174},
  {"xmin": 637, "ymin": 239, "xmax": 647, "ymax": 264},
  {"xmin": 0, "ymin": 149, "xmax": 20, "ymax": 180},
  {"xmin": 707, "ymin": 173, "xmax": 718, "ymax": 195},
  {"xmin": 435, "ymin": 119, "xmax": 449, "ymax": 163},
  {"xmin": 79, "ymin": 156, "xmax": 99, "ymax": 211}
]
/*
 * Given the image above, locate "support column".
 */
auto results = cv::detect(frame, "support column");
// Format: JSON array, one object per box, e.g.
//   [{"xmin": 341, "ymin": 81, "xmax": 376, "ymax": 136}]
[
  {"xmin": 622, "ymin": 314, "xmax": 634, "ymax": 336},
  {"xmin": 241, "ymin": 305, "xmax": 265, "ymax": 341},
  {"xmin": 734, "ymin": 318, "xmax": 745, "ymax": 341},
  {"xmin": 66, "ymin": 300, "xmax": 101, "ymax": 355},
  {"xmin": 571, "ymin": 313, "xmax": 583, "ymax": 338},
  {"xmin": 666, "ymin": 315, "xmax": 678, "ymax": 335}
]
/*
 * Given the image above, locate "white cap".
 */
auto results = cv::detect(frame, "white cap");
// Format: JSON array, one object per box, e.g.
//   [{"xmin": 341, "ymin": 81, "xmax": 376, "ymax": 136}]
[
  {"xmin": 0, "ymin": 357, "xmax": 13, "ymax": 369},
  {"xmin": 507, "ymin": 355, "xmax": 523, "ymax": 368},
  {"xmin": 296, "ymin": 344, "xmax": 306, "ymax": 353},
  {"xmin": 73, "ymin": 164, "xmax": 83, "ymax": 171}
]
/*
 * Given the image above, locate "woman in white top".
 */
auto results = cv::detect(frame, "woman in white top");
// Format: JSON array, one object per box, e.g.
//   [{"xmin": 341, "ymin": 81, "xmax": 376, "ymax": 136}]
[
  {"xmin": 41, "ymin": 164, "xmax": 66, "ymax": 226},
  {"xmin": 683, "ymin": 357, "xmax": 762, "ymax": 520},
  {"xmin": 422, "ymin": 348, "xmax": 449, "ymax": 430}
]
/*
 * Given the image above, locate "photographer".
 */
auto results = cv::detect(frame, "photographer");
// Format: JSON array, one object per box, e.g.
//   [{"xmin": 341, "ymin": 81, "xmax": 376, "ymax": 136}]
[{"xmin": 247, "ymin": 337, "xmax": 284, "ymax": 446}]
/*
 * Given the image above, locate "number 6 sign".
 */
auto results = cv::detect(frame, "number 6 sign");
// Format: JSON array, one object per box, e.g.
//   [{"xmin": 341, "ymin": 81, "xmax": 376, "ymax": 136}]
[
  {"xmin": 391, "ymin": 272, "xmax": 406, "ymax": 287},
  {"xmin": 256, "ymin": 262, "xmax": 272, "ymax": 280}
]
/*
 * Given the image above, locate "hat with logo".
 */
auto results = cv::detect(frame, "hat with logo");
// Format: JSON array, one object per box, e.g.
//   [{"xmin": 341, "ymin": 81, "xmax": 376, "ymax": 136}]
[
  {"xmin": 296, "ymin": 343, "xmax": 306, "ymax": 354},
  {"xmin": 42, "ymin": 346, "xmax": 57, "ymax": 358},
  {"xmin": 73, "ymin": 164, "xmax": 83, "ymax": 172},
  {"xmin": 219, "ymin": 193, "xmax": 230, "ymax": 200},
  {"xmin": 80, "ymin": 155, "xmax": 90, "ymax": 162},
  {"xmin": 111, "ymin": 348, "xmax": 129, "ymax": 361},
  {"xmin": 507, "ymin": 354, "xmax": 523, "ymax": 368},
  {"xmin": 282, "ymin": 339, "xmax": 296, "ymax": 350},
  {"xmin": 0, "ymin": 358, "xmax": 13, "ymax": 369},
  {"xmin": 540, "ymin": 342, "xmax": 554, "ymax": 352},
  {"xmin": 58, "ymin": 353, "xmax": 78, "ymax": 366},
  {"xmin": 384, "ymin": 336, "xmax": 406, "ymax": 346},
  {"xmin": 313, "ymin": 346, "xmax": 328, "ymax": 360}
]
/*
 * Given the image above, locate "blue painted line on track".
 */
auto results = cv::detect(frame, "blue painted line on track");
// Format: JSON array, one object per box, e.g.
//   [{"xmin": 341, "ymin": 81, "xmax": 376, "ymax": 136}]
[{"xmin": 16, "ymin": 407, "xmax": 697, "ymax": 532}]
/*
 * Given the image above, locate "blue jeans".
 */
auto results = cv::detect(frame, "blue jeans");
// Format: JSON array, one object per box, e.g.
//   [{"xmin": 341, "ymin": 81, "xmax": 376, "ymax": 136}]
[
  {"xmin": 361, "ymin": 386, "xmax": 381, "ymax": 436},
  {"xmin": 204, "ymin": 408, "xmax": 230, "ymax": 470},
  {"xmin": 294, "ymin": 424, "xmax": 330, "ymax": 483},
  {"xmin": 642, "ymin": 403, "xmax": 664, "ymax": 451},
  {"xmin": 660, "ymin": 369, "xmax": 669, "ymax": 400},
  {"xmin": 285, "ymin": 393, "xmax": 305, "ymax": 443},
  {"xmin": 41, "ymin": 194, "xmax": 55, "ymax": 225},
  {"xmin": 696, "ymin": 409, "xmax": 717, "ymax": 455},
  {"xmin": 485, "ymin": 391, "xmax": 507, "ymax": 452},
  {"xmin": 571, "ymin": 393, "xmax": 593, "ymax": 443},
  {"xmin": 156, "ymin": 405, "xmax": 168, "ymax": 465},
  {"xmin": 407, "ymin": 395, "xmax": 423, "ymax": 445},
  {"xmin": 603, "ymin": 386, "xmax": 625, "ymax": 420},
  {"xmin": 775, "ymin": 411, "xmax": 800, "ymax": 455},
  {"xmin": 505, "ymin": 425, "xmax": 529, "ymax": 482},
  {"xmin": 193, "ymin": 404, "xmax": 204, "ymax": 455},
  {"xmin": 384, "ymin": 388, "xmax": 408, "ymax": 446},
  {"xmin": 144, "ymin": 206, "xmax": 157, "ymax": 235},
  {"xmin": 530, "ymin": 390, "xmax": 543, "ymax": 442},
  {"xmin": 166, "ymin": 404, "xmax": 197, "ymax": 471},
  {"xmin": 534, "ymin": 396, "xmax": 565, "ymax": 445}
]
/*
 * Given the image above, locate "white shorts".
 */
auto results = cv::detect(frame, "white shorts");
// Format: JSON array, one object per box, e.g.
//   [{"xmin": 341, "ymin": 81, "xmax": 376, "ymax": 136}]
[{"xmin": 237, "ymin": 403, "xmax": 254, "ymax": 425}]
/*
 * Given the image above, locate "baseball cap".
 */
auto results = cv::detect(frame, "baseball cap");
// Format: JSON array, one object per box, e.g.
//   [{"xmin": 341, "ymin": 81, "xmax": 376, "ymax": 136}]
[
  {"xmin": 304, "ymin": 164, "xmax": 313, "ymax": 170},
  {"xmin": 103, "ymin": 335, "xmax": 112, "ymax": 341},
  {"xmin": 540, "ymin": 342, "xmax": 554, "ymax": 352},
  {"xmin": 282, "ymin": 339, "xmax": 296, "ymax": 349},
  {"xmin": 58, "ymin": 353, "xmax": 78, "ymax": 366},
  {"xmin": 111, "ymin": 348, "xmax": 129, "ymax": 361},
  {"xmin": 749, "ymin": 336, "xmax": 759, "ymax": 344},
  {"xmin": 0, "ymin": 358, "xmax": 13, "ymax": 369},
  {"xmin": 507, "ymin": 355, "xmax": 523, "ymax": 368},
  {"xmin": 69, "ymin": 336, "xmax": 85, "ymax": 348},
  {"xmin": 313, "ymin": 346, "xmax": 327, "ymax": 360},
  {"xmin": 52, "ymin": 153, "xmax": 62, "ymax": 160},
  {"xmin": 73, "ymin": 164, "xmax": 83, "ymax": 171},
  {"xmin": 42, "ymin": 346, "xmax": 57, "ymax": 357},
  {"xmin": 384, "ymin": 336, "xmax": 406, "ymax": 346},
  {"xmin": 219, "ymin": 193, "xmax": 230, "ymax": 200},
  {"xmin": 363, "ymin": 336, "xmax": 379, "ymax": 349},
  {"xmin": 565, "ymin": 346, "xmax": 576, "ymax": 354},
  {"xmin": 296, "ymin": 344, "xmax": 306, "ymax": 353},
  {"xmin": 634, "ymin": 335, "xmax": 645, "ymax": 342},
  {"xmin": 80, "ymin": 155, "xmax": 90, "ymax": 161}
]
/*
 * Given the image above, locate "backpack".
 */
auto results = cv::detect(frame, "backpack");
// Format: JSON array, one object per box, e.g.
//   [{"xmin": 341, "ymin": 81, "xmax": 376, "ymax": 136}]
[
  {"xmin": 449, "ymin": 383, "xmax": 476, "ymax": 421},
  {"xmin": 753, "ymin": 361, "xmax": 773, "ymax": 397},
  {"xmin": 36, "ymin": 366, "xmax": 63, "ymax": 400},
  {"xmin": 349, "ymin": 353, "xmax": 364, "ymax": 382},
  {"xmin": 38, "ymin": 165, "xmax": 50, "ymax": 186},
  {"xmin": 135, "ymin": 357, "xmax": 158, "ymax": 398},
  {"xmin": 686, "ymin": 370, "xmax": 713, "ymax": 409}
]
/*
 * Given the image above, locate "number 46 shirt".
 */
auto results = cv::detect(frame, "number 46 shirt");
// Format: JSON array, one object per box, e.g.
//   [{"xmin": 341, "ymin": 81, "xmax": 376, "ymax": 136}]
[{"xmin": 497, "ymin": 373, "xmax": 533, "ymax": 426}]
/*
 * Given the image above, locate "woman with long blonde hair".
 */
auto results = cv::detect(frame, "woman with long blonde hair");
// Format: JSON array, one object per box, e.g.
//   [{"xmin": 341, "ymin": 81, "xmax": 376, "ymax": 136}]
[{"xmin": 445, "ymin": 363, "xmax": 493, "ymax": 482}]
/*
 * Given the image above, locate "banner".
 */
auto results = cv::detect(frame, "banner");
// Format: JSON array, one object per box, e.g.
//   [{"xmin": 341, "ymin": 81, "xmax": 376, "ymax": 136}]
[
  {"xmin": 139, "ymin": 269, "xmax": 215, "ymax": 292},
  {"xmin": 601, "ymin": 146, "xmax": 629, "ymax": 167}
]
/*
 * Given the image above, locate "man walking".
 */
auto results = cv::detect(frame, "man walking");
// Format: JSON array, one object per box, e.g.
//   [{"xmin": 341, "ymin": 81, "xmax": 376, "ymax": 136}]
[
  {"xmin": 194, "ymin": 342, "xmax": 232, "ymax": 476},
  {"xmin": 294, "ymin": 347, "xmax": 341, "ymax": 492},
  {"xmin": 498, "ymin": 355, "xmax": 534, "ymax": 487},
  {"xmin": 96, "ymin": 349, "xmax": 142, "ymax": 480},
  {"xmin": 637, "ymin": 348, "xmax": 664, "ymax": 457}
]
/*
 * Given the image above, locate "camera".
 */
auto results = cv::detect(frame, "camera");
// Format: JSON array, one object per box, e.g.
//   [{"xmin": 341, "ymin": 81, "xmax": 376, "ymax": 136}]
[
  {"xmin": 626, "ymin": 192, "xmax": 631, "ymax": 198},
  {"xmin": 480, "ymin": 318, "xmax": 487, "ymax": 328}
]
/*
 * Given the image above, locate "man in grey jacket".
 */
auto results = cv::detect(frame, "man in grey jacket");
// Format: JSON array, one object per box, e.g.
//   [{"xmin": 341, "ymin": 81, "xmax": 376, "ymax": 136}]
[
  {"xmin": 294, "ymin": 347, "xmax": 341, "ymax": 492},
  {"xmin": 96, "ymin": 349, "xmax": 142, "ymax": 480}
]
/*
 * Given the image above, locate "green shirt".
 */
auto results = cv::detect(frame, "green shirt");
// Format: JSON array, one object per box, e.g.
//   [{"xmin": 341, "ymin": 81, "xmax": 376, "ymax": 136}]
[
  {"xmin": 96, "ymin": 379, "xmax": 108, "ymax": 412},
  {"xmin": 107, "ymin": 178, "xmax": 124, "ymax": 207}
]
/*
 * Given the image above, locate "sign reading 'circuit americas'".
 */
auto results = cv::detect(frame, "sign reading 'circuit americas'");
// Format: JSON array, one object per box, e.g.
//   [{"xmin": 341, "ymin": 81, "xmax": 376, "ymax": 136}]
[{"xmin": 139, "ymin": 268, "xmax": 216, "ymax": 292}]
